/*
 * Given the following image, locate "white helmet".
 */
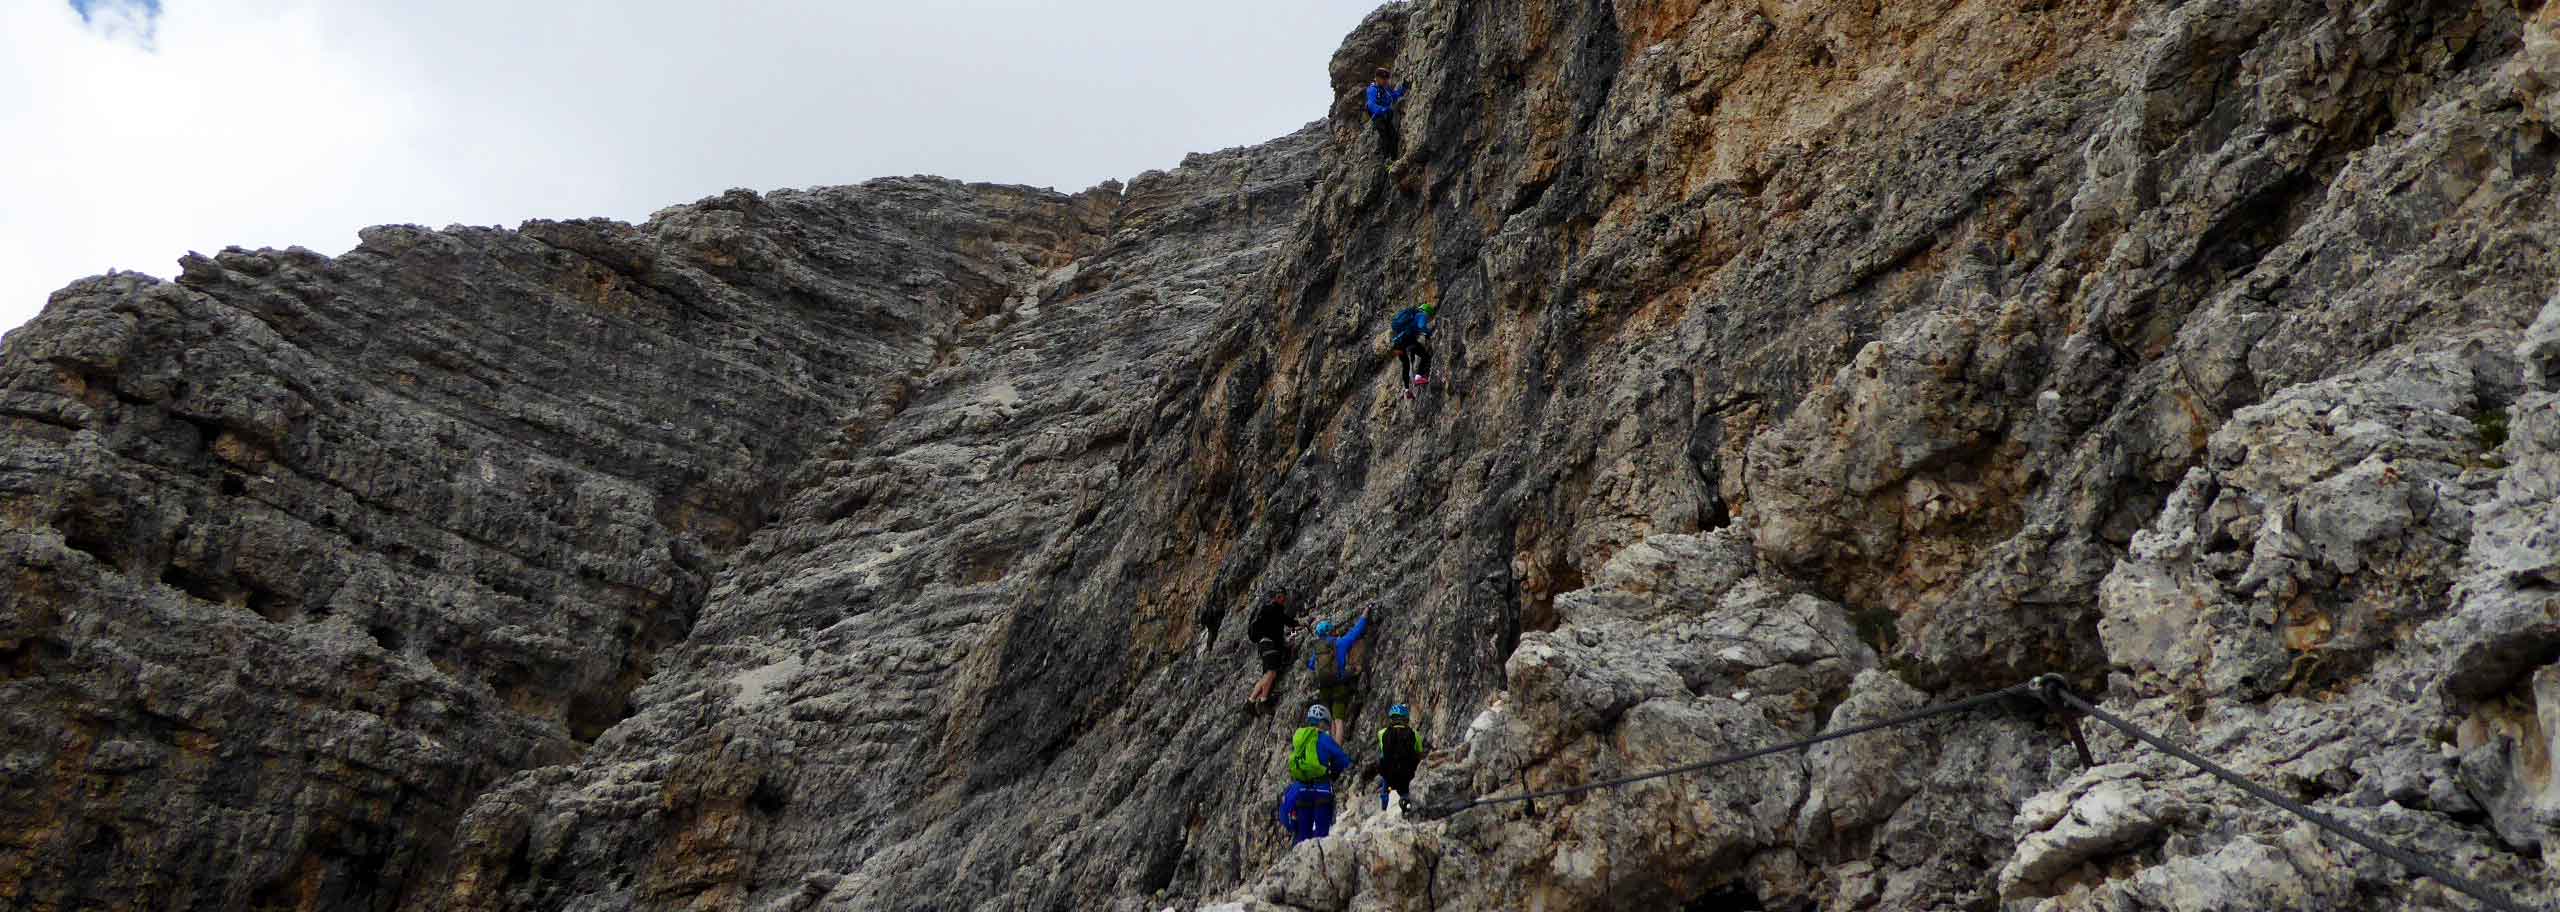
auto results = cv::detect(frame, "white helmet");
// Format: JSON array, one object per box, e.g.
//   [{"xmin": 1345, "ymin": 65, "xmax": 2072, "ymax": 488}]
[{"xmin": 1306, "ymin": 704, "xmax": 1332, "ymax": 726}]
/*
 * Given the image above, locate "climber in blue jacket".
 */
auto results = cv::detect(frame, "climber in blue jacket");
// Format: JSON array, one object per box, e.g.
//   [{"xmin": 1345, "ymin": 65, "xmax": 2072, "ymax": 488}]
[
  {"xmin": 1366, "ymin": 67, "xmax": 1408, "ymax": 159},
  {"xmin": 1276, "ymin": 704, "xmax": 1354, "ymax": 843},
  {"xmin": 1388, "ymin": 302, "xmax": 1435, "ymax": 393},
  {"xmin": 1305, "ymin": 606, "xmax": 1372, "ymax": 742}
]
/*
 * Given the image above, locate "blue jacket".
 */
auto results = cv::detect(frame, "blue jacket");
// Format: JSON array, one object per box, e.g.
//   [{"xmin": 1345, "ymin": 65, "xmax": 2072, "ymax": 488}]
[
  {"xmin": 1306, "ymin": 616, "xmax": 1370, "ymax": 675},
  {"xmin": 1366, "ymin": 84, "xmax": 1406, "ymax": 118},
  {"xmin": 1311, "ymin": 730, "xmax": 1351, "ymax": 772},
  {"xmin": 1277, "ymin": 730, "xmax": 1352, "ymax": 835},
  {"xmin": 1392, "ymin": 307, "xmax": 1432, "ymax": 340}
]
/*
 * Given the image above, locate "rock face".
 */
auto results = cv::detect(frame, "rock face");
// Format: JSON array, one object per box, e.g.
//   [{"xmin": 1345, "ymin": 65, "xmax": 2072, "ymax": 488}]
[
  {"xmin": 5, "ymin": 0, "xmax": 2560, "ymax": 910},
  {"xmin": 0, "ymin": 144, "xmax": 1312, "ymax": 909}
]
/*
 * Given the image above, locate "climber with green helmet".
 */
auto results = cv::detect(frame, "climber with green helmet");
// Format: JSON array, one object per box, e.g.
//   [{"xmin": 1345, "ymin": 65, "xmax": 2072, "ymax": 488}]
[
  {"xmin": 1370, "ymin": 703, "xmax": 1426, "ymax": 812},
  {"xmin": 1277, "ymin": 703, "xmax": 1353, "ymax": 843},
  {"xmin": 1387, "ymin": 302, "xmax": 1435, "ymax": 396},
  {"xmin": 1305, "ymin": 607, "xmax": 1373, "ymax": 742}
]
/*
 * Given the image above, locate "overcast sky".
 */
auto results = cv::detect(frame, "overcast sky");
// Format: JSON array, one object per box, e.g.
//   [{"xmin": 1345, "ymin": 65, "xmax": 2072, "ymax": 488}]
[{"xmin": 0, "ymin": 0, "xmax": 1380, "ymax": 332}]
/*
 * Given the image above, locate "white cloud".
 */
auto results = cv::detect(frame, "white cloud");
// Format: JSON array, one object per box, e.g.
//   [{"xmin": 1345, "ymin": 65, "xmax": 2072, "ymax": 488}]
[
  {"xmin": 68, "ymin": 0, "xmax": 160, "ymax": 48},
  {"xmin": 0, "ymin": 0, "xmax": 1380, "ymax": 333}
]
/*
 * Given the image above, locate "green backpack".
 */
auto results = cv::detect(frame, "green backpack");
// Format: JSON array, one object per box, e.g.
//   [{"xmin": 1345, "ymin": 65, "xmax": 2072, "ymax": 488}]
[{"xmin": 1288, "ymin": 727, "xmax": 1332, "ymax": 783}]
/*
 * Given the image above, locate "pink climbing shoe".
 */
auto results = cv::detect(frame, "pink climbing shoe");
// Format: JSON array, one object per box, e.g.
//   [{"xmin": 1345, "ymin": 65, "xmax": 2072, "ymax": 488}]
[{"xmin": 1413, "ymin": 375, "xmax": 1429, "ymax": 387}]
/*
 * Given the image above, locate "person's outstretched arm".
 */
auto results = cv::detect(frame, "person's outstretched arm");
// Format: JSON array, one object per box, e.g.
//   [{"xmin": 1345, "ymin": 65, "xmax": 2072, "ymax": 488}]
[
  {"xmin": 1340, "ymin": 612, "xmax": 1373, "ymax": 672},
  {"xmin": 1318, "ymin": 732, "xmax": 1353, "ymax": 773}
]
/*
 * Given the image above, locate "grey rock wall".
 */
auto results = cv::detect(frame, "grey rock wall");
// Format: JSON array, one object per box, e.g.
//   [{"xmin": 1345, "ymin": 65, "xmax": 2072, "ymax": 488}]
[
  {"xmin": 0, "ymin": 173, "xmax": 1132, "ymax": 908},
  {"xmin": 423, "ymin": 127, "xmax": 1328, "ymax": 912},
  {"xmin": 5, "ymin": 0, "xmax": 2559, "ymax": 910}
]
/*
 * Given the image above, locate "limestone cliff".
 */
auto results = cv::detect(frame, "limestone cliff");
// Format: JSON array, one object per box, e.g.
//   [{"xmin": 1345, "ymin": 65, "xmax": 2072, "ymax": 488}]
[{"xmin": 5, "ymin": 1, "xmax": 2559, "ymax": 911}]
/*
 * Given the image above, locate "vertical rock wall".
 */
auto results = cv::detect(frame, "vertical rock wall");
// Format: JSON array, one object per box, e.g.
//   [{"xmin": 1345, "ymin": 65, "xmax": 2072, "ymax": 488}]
[
  {"xmin": 5, "ymin": 1, "xmax": 2559, "ymax": 910},
  {"xmin": 1208, "ymin": 0, "xmax": 2560, "ymax": 909},
  {"xmin": 1, "ymin": 179, "xmax": 1121, "ymax": 909}
]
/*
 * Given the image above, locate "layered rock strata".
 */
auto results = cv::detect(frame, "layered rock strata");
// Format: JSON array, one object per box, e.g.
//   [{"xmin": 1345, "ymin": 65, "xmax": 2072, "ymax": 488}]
[{"xmin": 4, "ymin": 0, "xmax": 2559, "ymax": 910}]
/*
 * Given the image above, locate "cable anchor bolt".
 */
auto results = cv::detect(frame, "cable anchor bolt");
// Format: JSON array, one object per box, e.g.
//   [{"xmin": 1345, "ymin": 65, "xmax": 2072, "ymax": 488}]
[{"xmin": 2030, "ymin": 674, "xmax": 2097, "ymax": 767}]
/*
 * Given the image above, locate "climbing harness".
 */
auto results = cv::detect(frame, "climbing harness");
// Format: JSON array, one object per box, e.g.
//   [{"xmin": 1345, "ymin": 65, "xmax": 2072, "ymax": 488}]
[{"xmin": 1407, "ymin": 678, "xmax": 2538, "ymax": 912}]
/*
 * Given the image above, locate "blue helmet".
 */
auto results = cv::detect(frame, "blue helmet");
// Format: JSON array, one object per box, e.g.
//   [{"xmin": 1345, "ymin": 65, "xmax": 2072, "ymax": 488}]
[
  {"xmin": 1313, "ymin": 620, "xmax": 1334, "ymax": 637},
  {"xmin": 1389, "ymin": 704, "xmax": 1411, "ymax": 720}
]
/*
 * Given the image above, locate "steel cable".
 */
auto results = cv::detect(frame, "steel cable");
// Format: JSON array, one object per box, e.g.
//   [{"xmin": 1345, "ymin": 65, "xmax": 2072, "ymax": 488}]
[
  {"xmin": 2045, "ymin": 683, "xmax": 2537, "ymax": 912},
  {"xmin": 1419, "ymin": 682, "xmax": 2032, "ymax": 818},
  {"xmin": 1406, "ymin": 676, "xmax": 2541, "ymax": 912}
]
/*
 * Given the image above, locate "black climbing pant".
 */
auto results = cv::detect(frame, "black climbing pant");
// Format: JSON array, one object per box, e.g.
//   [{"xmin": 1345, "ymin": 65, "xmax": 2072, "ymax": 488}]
[
  {"xmin": 1372, "ymin": 114, "xmax": 1401, "ymax": 159},
  {"xmin": 1396, "ymin": 338, "xmax": 1432, "ymax": 384}
]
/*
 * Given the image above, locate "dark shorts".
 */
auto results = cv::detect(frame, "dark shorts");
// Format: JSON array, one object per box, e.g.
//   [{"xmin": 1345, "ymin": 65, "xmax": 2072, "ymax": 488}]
[
  {"xmin": 1256, "ymin": 638, "xmax": 1287, "ymax": 673},
  {"xmin": 1317, "ymin": 679, "xmax": 1359, "ymax": 720}
]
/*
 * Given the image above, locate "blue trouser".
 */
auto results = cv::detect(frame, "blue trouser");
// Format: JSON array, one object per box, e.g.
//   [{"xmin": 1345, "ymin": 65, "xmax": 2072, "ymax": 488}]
[{"xmin": 1277, "ymin": 782, "xmax": 1336, "ymax": 842}]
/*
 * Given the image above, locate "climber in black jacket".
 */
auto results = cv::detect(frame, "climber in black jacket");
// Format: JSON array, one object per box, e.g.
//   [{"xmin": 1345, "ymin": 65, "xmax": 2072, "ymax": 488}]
[
  {"xmin": 1369, "ymin": 703, "xmax": 1425, "ymax": 811},
  {"xmin": 1245, "ymin": 592, "xmax": 1302, "ymax": 706}
]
